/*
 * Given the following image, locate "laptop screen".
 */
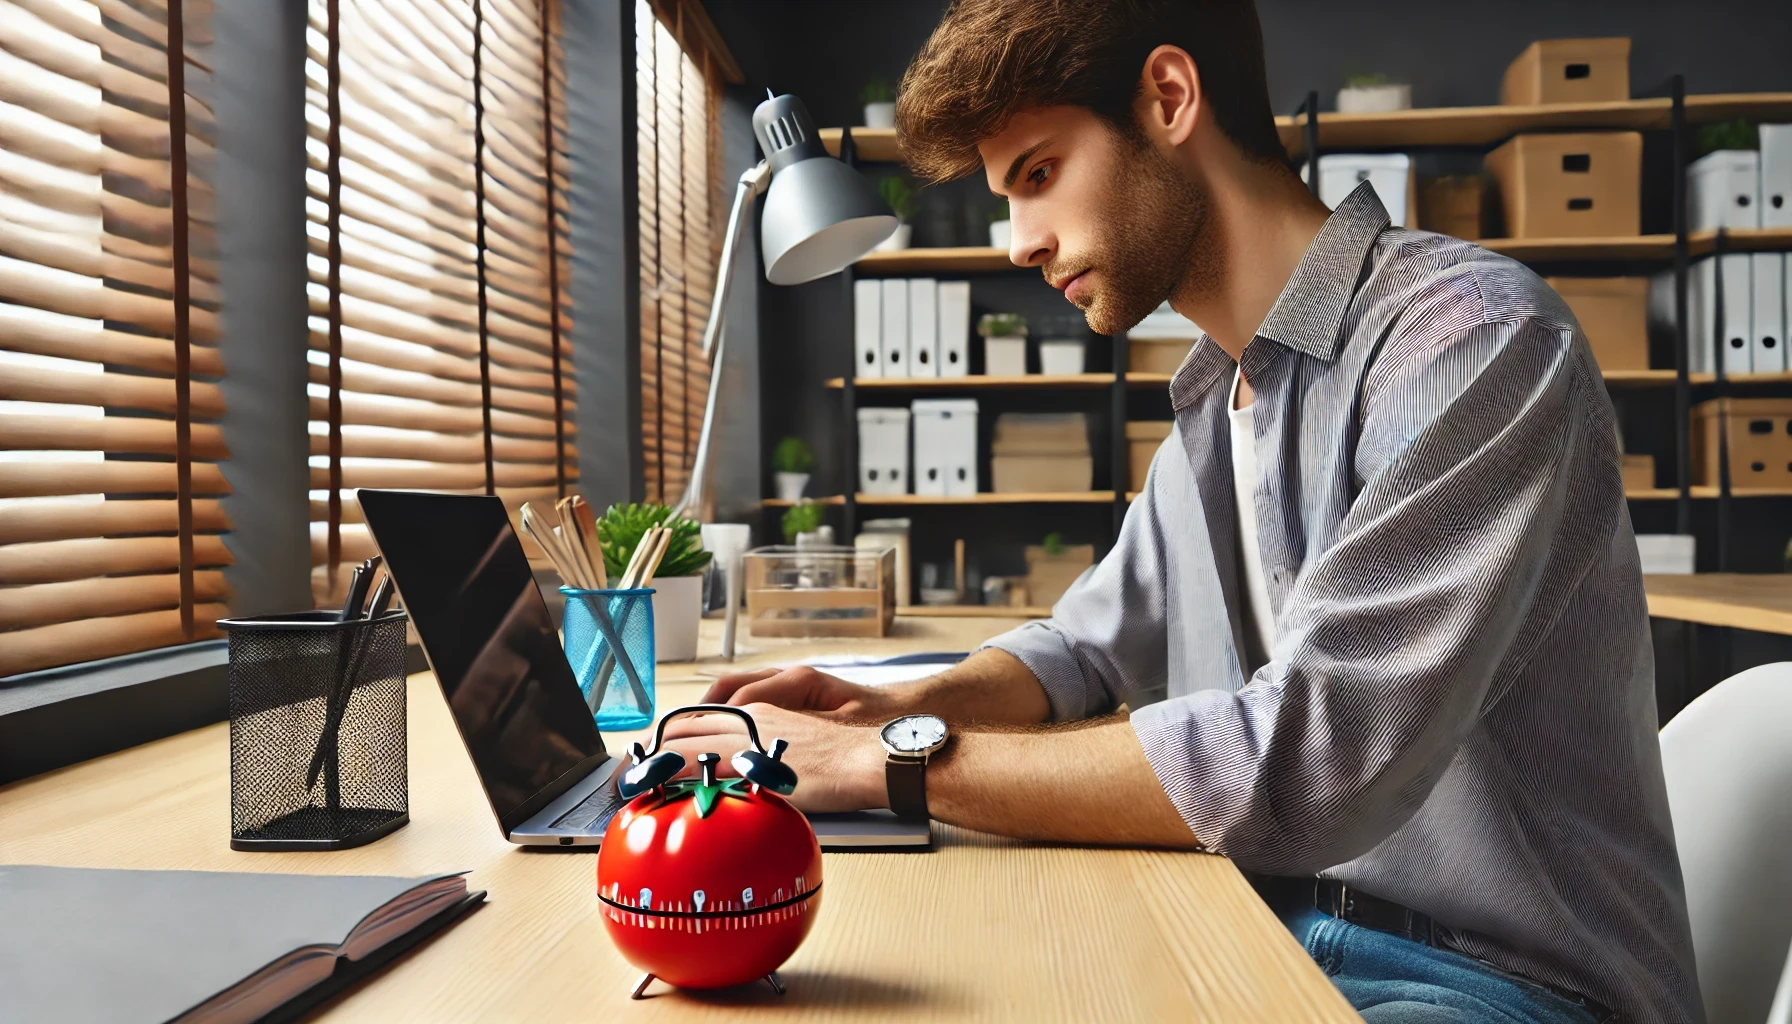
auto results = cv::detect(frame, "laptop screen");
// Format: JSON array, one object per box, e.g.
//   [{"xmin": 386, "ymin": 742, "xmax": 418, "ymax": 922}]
[{"xmin": 357, "ymin": 490, "xmax": 605, "ymax": 828}]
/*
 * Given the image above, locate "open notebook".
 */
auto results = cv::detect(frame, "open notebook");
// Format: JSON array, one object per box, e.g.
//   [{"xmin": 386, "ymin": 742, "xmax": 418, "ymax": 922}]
[{"xmin": 0, "ymin": 865, "xmax": 483, "ymax": 1024}]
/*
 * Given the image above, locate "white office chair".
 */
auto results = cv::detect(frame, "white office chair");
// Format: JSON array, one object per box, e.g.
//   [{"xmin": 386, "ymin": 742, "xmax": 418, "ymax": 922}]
[
  {"xmin": 1660, "ymin": 661, "xmax": 1792, "ymax": 1024},
  {"xmin": 1771, "ymin": 944, "xmax": 1792, "ymax": 1024}
]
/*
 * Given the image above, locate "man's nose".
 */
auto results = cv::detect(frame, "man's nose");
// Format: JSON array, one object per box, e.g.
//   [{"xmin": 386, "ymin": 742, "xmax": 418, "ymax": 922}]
[{"xmin": 1008, "ymin": 211, "xmax": 1053, "ymax": 268}]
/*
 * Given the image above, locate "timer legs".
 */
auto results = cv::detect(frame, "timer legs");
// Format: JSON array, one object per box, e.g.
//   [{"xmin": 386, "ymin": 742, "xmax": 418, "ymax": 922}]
[{"xmin": 629, "ymin": 971, "xmax": 787, "ymax": 999}]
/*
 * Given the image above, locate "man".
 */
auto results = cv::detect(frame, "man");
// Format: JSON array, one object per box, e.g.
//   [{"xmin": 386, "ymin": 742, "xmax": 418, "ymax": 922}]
[{"xmin": 665, "ymin": 1, "xmax": 1699, "ymax": 1020}]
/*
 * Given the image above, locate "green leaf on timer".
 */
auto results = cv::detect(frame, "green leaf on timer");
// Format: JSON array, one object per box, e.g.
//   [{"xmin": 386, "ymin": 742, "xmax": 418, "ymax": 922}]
[{"xmin": 662, "ymin": 777, "xmax": 752, "ymax": 818}]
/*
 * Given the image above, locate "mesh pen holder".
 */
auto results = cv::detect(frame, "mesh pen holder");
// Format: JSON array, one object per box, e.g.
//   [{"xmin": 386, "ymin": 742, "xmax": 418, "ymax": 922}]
[
  {"xmin": 219, "ymin": 610, "xmax": 409, "ymax": 851},
  {"xmin": 561, "ymin": 587, "xmax": 656, "ymax": 731}
]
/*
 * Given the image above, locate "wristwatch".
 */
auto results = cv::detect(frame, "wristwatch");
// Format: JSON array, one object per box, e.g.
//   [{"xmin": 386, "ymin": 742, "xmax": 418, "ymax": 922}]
[{"xmin": 879, "ymin": 714, "xmax": 949, "ymax": 822}]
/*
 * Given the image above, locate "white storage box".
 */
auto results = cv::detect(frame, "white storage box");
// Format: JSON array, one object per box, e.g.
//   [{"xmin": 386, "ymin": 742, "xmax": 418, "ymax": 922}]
[
  {"xmin": 1636, "ymin": 534, "xmax": 1694, "ymax": 575},
  {"xmin": 1039, "ymin": 339, "xmax": 1086, "ymax": 375},
  {"xmin": 912, "ymin": 398, "xmax": 978, "ymax": 496},
  {"xmin": 1306, "ymin": 154, "xmax": 1413, "ymax": 227},
  {"xmin": 856, "ymin": 407, "xmax": 910, "ymax": 495},
  {"xmin": 1688, "ymin": 150, "xmax": 1761, "ymax": 232},
  {"xmin": 984, "ymin": 335, "xmax": 1026, "ymax": 376}
]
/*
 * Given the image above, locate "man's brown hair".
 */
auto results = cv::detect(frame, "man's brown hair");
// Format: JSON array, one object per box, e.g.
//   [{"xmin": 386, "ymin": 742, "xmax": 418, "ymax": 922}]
[{"xmin": 896, "ymin": 0, "xmax": 1287, "ymax": 183}]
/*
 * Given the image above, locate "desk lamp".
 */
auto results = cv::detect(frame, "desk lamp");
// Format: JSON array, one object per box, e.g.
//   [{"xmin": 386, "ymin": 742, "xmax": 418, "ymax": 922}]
[{"xmin": 672, "ymin": 93, "xmax": 897, "ymax": 520}]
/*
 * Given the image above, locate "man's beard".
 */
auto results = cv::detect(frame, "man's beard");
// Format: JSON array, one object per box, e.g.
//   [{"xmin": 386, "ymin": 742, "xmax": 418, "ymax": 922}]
[{"xmin": 1047, "ymin": 139, "xmax": 1214, "ymax": 336}]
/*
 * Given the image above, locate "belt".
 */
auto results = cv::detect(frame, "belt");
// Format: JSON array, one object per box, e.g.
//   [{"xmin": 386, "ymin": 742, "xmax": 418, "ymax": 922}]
[{"xmin": 1252, "ymin": 876, "xmax": 1618, "ymax": 1023}]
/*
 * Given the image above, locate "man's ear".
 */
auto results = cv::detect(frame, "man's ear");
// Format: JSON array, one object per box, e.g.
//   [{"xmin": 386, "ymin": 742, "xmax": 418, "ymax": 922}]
[{"xmin": 1136, "ymin": 44, "xmax": 1201, "ymax": 149}]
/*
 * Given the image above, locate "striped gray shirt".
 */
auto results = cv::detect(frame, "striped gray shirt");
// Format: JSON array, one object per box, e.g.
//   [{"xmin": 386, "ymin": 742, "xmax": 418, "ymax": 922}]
[{"xmin": 988, "ymin": 184, "xmax": 1700, "ymax": 1022}]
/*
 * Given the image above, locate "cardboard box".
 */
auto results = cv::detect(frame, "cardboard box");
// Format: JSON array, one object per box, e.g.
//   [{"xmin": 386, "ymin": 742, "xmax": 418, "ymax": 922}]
[
  {"xmin": 991, "ymin": 454, "xmax": 1093, "ymax": 494},
  {"xmin": 1126, "ymin": 420, "xmax": 1174, "ymax": 493},
  {"xmin": 1485, "ymin": 132, "xmax": 1641, "ymax": 238},
  {"xmin": 991, "ymin": 413, "xmax": 1090, "ymax": 493},
  {"xmin": 1546, "ymin": 276, "xmax": 1648, "ymax": 370},
  {"xmin": 1419, "ymin": 175, "xmax": 1487, "ymax": 240},
  {"xmin": 1620, "ymin": 453, "xmax": 1655, "ymax": 490},
  {"xmin": 1501, "ymin": 38, "xmax": 1630, "ymax": 106},
  {"xmin": 1024, "ymin": 544, "xmax": 1095, "ymax": 608},
  {"xmin": 1691, "ymin": 398, "xmax": 1792, "ymax": 487}
]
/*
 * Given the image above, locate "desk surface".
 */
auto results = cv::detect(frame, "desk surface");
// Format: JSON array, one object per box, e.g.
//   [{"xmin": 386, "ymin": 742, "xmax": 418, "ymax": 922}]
[
  {"xmin": 1644, "ymin": 573, "xmax": 1792, "ymax": 636},
  {"xmin": 0, "ymin": 616, "xmax": 1358, "ymax": 1023}
]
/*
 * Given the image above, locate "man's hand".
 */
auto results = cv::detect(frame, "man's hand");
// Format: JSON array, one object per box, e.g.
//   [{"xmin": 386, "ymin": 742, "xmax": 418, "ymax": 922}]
[
  {"xmin": 658, "ymin": 703, "xmax": 886, "ymax": 814},
  {"xmin": 701, "ymin": 666, "xmax": 906, "ymax": 721}
]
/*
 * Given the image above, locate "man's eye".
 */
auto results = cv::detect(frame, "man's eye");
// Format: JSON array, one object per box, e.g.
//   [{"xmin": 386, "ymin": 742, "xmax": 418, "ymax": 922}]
[{"xmin": 1027, "ymin": 163, "xmax": 1052, "ymax": 188}]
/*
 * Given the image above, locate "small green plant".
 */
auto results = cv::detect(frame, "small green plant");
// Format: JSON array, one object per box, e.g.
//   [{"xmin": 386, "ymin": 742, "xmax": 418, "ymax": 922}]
[
  {"xmin": 988, "ymin": 198, "xmax": 1010, "ymax": 224},
  {"xmin": 860, "ymin": 77, "xmax": 894, "ymax": 105},
  {"xmin": 1696, "ymin": 118, "xmax": 1758, "ymax": 156},
  {"xmin": 1343, "ymin": 71, "xmax": 1392, "ymax": 88},
  {"xmin": 771, "ymin": 436, "xmax": 814, "ymax": 474},
  {"xmin": 595, "ymin": 503, "xmax": 712, "ymax": 578},
  {"xmin": 1042, "ymin": 531, "xmax": 1067, "ymax": 556},
  {"xmin": 878, "ymin": 175, "xmax": 916, "ymax": 222},
  {"xmin": 977, "ymin": 312, "xmax": 1027, "ymax": 338},
  {"xmin": 781, "ymin": 500, "xmax": 824, "ymax": 543}
]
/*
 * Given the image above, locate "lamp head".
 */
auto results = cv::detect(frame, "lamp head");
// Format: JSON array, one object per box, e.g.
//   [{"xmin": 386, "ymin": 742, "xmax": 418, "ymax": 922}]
[{"xmin": 753, "ymin": 94, "xmax": 898, "ymax": 285}]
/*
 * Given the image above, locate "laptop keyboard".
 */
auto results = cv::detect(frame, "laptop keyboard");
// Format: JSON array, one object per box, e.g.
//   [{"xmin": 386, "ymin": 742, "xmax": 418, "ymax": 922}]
[{"xmin": 551, "ymin": 781, "xmax": 625, "ymax": 833}]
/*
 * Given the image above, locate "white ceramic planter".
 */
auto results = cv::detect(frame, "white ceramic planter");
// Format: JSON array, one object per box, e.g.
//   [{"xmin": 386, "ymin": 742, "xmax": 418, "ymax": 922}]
[
  {"xmin": 984, "ymin": 335, "xmax": 1027, "ymax": 376},
  {"xmin": 1039, "ymin": 339, "xmax": 1086, "ymax": 375},
  {"xmin": 1336, "ymin": 83, "xmax": 1411, "ymax": 114},
  {"xmin": 774, "ymin": 472, "xmax": 809, "ymax": 502},
  {"xmin": 863, "ymin": 101, "xmax": 895, "ymax": 129},
  {"xmin": 874, "ymin": 223, "xmax": 912, "ymax": 252},
  {"xmin": 651, "ymin": 573, "xmax": 703, "ymax": 663},
  {"xmin": 988, "ymin": 219, "xmax": 1012, "ymax": 249}
]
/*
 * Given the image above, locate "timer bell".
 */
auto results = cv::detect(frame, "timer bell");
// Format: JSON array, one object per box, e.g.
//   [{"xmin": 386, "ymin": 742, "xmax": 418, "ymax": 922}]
[{"xmin": 596, "ymin": 704, "xmax": 823, "ymax": 998}]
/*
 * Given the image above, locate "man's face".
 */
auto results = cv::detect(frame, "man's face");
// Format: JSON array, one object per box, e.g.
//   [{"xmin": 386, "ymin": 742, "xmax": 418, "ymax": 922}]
[{"xmin": 979, "ymin": 106, "xmax": 1211, "ymax": 336}]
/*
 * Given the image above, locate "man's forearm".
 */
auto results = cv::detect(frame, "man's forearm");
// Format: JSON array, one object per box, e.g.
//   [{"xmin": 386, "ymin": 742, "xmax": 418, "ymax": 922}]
[
  {"xmin": 884, "ymin": 647, "xmax": 1052, "ymax": 725},
  {"xmin": 923, "ymin": 716, "xmax": 1201, "ymax": 848}
]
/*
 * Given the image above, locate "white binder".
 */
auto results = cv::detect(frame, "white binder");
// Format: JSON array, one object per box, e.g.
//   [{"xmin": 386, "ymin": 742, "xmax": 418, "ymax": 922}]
[
  {"xmin": 1751, "ymin": 254, "xmax": 1786, "ymax": 373},
  {"xmin": 937, "ymin": 281, "xmax": 971, "ymax": 377},
  {"xmin": 853, "ymin": 278, "xmax": 881, "ymax": 380},
  {"xmin": 879, "ymin": 278, "xmax": 909, "ymax": 378},
  {"xmin": 1690, "ymin": 255, "xmax": 1753, "ymax": 375},
  {"xmin": 1688, "ymin": 150, "xmax": 1761, "ymax": 232},
  {"xmin": 908, "ymin": 278, "xmax": 939, "ymax": 378},
  {"xmin": 911, "ymin": 398, "xmax": 979, "ymax": 497},
  {"xmin": 856, "ymin": 407, "xmax": 911, "ymax": 495},
  {"xmin": 1758, "ymin": 125, "xmax": 1792, "ymax": 229}
]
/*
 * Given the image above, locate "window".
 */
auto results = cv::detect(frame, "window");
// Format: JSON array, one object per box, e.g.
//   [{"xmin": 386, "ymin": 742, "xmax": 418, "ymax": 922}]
[
  {"xmin": 0, "ymin": 0, "xmax": 225, "ymax": 677},
  {"xmin": 304, "ymin": 0, "xmax": 575, "ymax": 605},
  {"xmin": 635, "ymin": 0, "xmax": 731, "ymax": 506}
]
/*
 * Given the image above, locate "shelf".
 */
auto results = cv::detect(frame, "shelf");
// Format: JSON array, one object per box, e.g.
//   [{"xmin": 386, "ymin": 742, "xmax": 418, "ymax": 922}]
[
  {"xmin": 1626, "ymin": 487, "xmax": 1792, "ymax": 500},
  {"xmin": 824, "ymin": 95, "xmax": 1792, "ymax": 165},
  {"xmin": 1479, "ymin": 235, "xmax": 1677, "ymax": 261},
  {"xmin": 764, "ymin": 492, "xmax": 1120, "ymax": 507},
  {"xmin": 855, "ymin": 246, "xmax": 1015, "ymax": 273},
  {"xmin": 899, "ymin": 605, "xmax": 1052, "ymax": 619},
  {"xmin": 1689, "ymin": 227, "xmax": 1792, "ymax": 257},
  {"xmin": 826, "ymin": 373, "xmax": 1179, "ymax": 390},
  {"xmin": 1274, "ymin": 94, "xmax": 1792, "ymax": 156}
]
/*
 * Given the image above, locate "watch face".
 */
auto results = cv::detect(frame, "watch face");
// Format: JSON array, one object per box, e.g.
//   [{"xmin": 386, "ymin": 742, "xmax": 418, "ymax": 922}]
[{"xmin": 881, "ymin": 714, "xmax": 948, "ymax": 754}]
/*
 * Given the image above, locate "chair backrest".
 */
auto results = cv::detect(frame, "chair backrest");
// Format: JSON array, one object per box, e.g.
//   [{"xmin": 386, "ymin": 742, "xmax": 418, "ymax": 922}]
[{"xmin": 1660, "ymin": 661, "xmax": 1792, "ymax": 1024}]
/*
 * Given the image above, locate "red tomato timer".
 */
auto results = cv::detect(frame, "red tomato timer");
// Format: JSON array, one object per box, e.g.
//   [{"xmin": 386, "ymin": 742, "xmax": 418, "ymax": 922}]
[{"xmin": 596, "ymin": 705, "xmax": 822, "ymax": 999}]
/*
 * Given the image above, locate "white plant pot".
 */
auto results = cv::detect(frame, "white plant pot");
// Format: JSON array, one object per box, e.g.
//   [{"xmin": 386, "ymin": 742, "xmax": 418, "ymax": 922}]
[
  {"xmin": 1039, "ymin": 339, "xmax": 1086, "ymax": 375},
  {"xmin": 863, "ymin": 101, "xmax": 895, "ymax": 129},
  {"xmin": 651, "ymin": 574, "xmax": 703, "ymax": 663},
  {"xmin": 988, "ymin": 219, "xmax": 1012, "ymax": 249},
  {"xmin": 1336, "ymin": 83, "xmax": 1411, "ymax": 114},
  {"xmin": 774, "ymin": 472, "xmax": 809, "ymax": 502},
  {"xmin": 874, "ymin": 223, "xmax": 912, "ymax": 252},
  {"xmin": 983, "ymin": 335, "xmax": 1027, "ymax": 376}
]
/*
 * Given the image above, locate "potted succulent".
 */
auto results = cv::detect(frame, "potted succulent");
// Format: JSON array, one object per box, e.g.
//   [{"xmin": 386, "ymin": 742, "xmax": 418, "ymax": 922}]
[
  {"xmin": 987, "ymin": 198, "xmax": 1011, "ymax": 249},
  {"xmin": 596, "ymin": 503, "xmax": 712, "ymax": 663},
  {"xmin": 875, "ymin": 175, "xmax": 915, "ymax": 251},
  {"xmin": 780, "ymin": 499, "xmax": 824, "ymax": 545},
  {"xmin": 771, "ymin": 436, "xmax": 813, "ymax": 502},
  {"xmin": 1336, "ymin": 71, "xmax": 1411, "ymax": 115},
  {"xmin": 861, "ymin": 77, "xmax": 895, "ymax": 129},
  {"xmin": 977, "ymin": 312, "xmax": 1028, "ymax": 377}
]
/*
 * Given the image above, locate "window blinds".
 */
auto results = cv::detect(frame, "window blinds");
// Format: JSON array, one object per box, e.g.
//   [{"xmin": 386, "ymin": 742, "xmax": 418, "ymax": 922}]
[
  {"xmin": 304, "ymin": 0, "xmax": 574, "ymax": 606},
  {"xmin": 0, "ymin": 0, "xmax": 225, "ymax": 678},
  {"xmin": 636, "ymin": 0, "xmax": 733, "ymax": 507}
]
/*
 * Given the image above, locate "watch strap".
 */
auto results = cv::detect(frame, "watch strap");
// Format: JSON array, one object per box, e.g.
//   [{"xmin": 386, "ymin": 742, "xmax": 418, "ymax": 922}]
[{"xmin": 885, "ymin": 755, "xmax": 929, "ymax": 822}]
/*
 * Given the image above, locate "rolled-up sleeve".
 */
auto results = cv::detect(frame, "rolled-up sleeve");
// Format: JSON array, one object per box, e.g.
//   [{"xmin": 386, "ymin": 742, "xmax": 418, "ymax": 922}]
[
  {"xmin": 981, "ymin": 439, "xmax": 1173, "ymax": 721},
  {"xmin": 1132, "ymin": 319, "xmax": 1623, "ymax": 875}
]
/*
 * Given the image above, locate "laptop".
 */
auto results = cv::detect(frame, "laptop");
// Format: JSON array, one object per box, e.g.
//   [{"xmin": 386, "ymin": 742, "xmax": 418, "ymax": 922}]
[{"xmin": 357, "ymin": 489, "xmax": 930, "ymax": 850}]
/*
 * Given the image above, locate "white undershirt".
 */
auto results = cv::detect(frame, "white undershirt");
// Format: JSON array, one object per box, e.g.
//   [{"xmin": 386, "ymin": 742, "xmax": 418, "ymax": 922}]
[{"xmin": 1229, "ymin": 368, "xmax": 1276, "ymax": 670}]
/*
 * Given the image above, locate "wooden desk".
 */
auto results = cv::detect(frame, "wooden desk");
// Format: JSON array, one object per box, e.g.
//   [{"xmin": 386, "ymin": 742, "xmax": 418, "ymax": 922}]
[
  {"xmin": 0, "ymin": 616, "xmax": 1358, "ymax": 1022},
  {"xmin": 1644, "ymin": 573, "xmax": 1792, "ymax": 636}
]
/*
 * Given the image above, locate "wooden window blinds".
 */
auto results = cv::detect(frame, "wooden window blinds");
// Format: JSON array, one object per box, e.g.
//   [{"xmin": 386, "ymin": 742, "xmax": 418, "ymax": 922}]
[
  {"xmin": 0, "ymin": 0, "xmax": 225, "ymax": 678},
  {"xmin": 636, "ymin": 0, "xmax": 738, "ymax": 507},
  {"xmin": 304, "ymin": 0, "xmax": 574, "ymax": 606}
]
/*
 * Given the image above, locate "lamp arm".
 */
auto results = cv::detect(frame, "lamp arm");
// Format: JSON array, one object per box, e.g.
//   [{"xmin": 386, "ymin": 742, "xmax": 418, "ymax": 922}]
[{"xmin": 672, "ymin": 162, "xmax": 767, "ymax": 520}]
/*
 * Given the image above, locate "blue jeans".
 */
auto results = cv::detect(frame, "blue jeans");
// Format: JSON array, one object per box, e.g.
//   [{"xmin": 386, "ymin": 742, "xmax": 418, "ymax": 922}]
[{"xmin": 1272, "ymin": 901, "xmax": 1607, "ymax": 1024}]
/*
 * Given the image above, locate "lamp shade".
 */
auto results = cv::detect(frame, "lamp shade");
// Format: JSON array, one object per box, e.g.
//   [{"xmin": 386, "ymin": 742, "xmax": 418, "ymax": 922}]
[{"xmin": 753, "ymin": 94, "xmax": 897, "ymax": 286}]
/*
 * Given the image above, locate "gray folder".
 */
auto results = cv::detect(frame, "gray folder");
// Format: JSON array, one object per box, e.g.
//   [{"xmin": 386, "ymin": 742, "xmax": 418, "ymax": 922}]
[{"xmin": 0, "ymin": 864, "xmax": 472, "ymax": 1024}]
